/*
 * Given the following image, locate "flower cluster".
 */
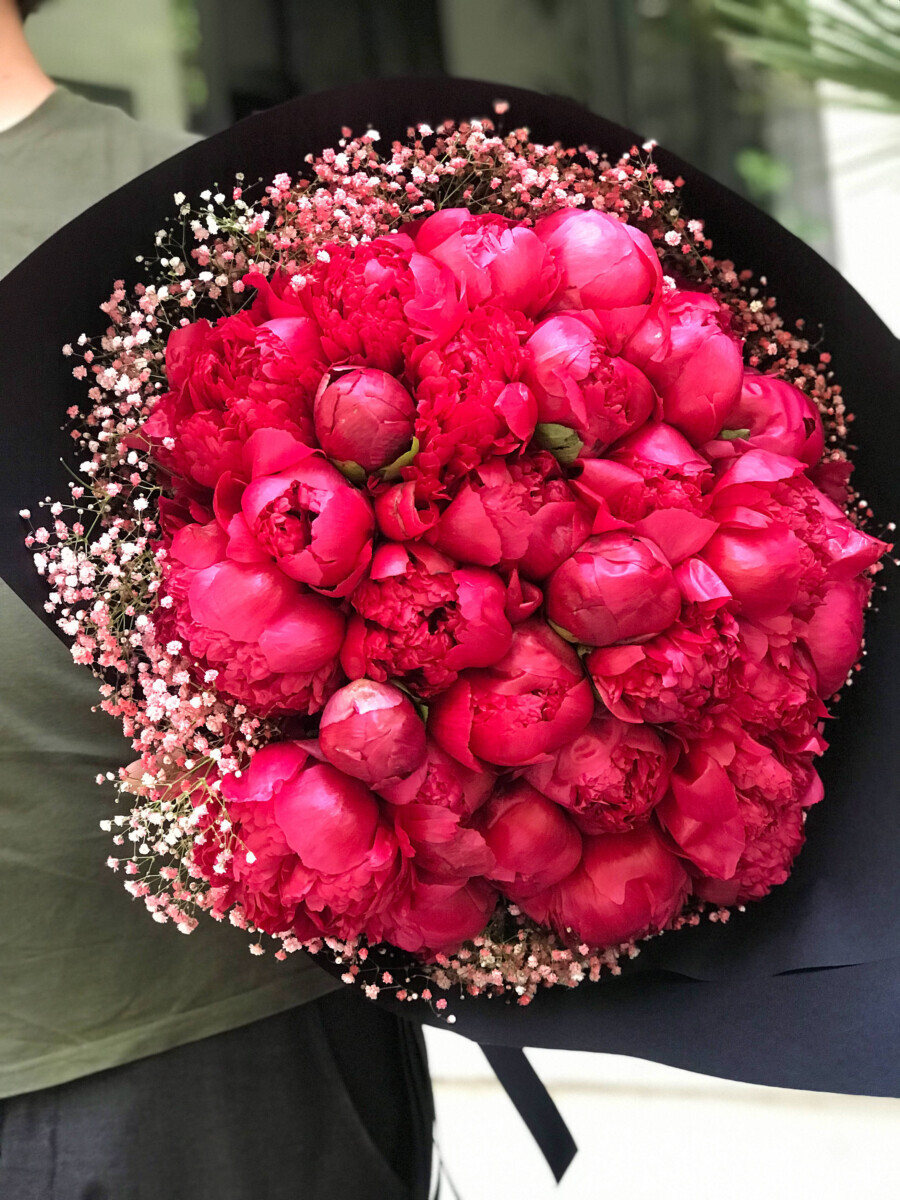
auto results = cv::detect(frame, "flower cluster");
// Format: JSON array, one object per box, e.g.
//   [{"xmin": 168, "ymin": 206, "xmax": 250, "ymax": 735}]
[{"xmin": 27, "ymin": 116, "xmax": 890, "ymax": 1007}]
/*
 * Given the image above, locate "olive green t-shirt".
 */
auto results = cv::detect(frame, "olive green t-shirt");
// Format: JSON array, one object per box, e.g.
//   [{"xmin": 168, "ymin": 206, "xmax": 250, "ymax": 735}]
[{"xmin": 0, "ymin": 90, "xmax": 338, "ymax": 1100}]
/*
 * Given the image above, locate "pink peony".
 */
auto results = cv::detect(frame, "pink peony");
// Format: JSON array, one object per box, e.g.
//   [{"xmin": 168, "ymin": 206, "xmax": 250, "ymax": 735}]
[
  {"xmin": 412, "ymin": 208, "xmax": 560, "ymax": 315},
  {"xmin": 520, "ymin": 823, "xmax": 690, "ymax": 949},
  {"xmin": 525, "ymin": 716, "xmax": 671, "ymax": 834},
  {"xmin": 534, "ymin": 207, "xmax": 662, "ymax": 313},
  {"xmin": 524, "ymin": 312, "xmax": 657, "ymax": 456},
  {"xmin": 429, "ymin": 619, "xmax": 594, "ymax": 768},
  {"xmin": 318, "ymin": 679, "xmax": 427, "ymax": 788},
  {"xmin": 545, "ymin": 532, "xmax": 682, "ymax": 646},
  {"xmin": 476, "ymin": 780, "xmax": 583, "ymax": 898},
  {"xmin": 159, "ymin": 519, "xmax": 344, "ymax": 716},
  {"xmin": 313, "ymin": 367, "xmax": 415, "ymax": 472},
  {"xmin": 221, "ymin": 428, "xmax": 374, "ymax": 597},
  {"xmin": 341, "ymin": 542, "xmax": 512, "ymax": 696}
]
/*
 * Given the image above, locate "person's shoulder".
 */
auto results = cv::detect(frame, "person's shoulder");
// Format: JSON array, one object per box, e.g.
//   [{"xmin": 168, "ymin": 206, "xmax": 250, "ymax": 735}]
[{"xmin": 52, "ymin": 87, "xmax": 200, "ymax": 167}]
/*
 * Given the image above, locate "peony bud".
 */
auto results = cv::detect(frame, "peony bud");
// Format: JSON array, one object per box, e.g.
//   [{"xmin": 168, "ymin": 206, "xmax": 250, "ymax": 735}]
[
  {"xmin": 319, "ymin": 679, "xmax": 427, "ymax": 788},
  {"xmin": 477, "ymin": 781, "xmax": 583, "ymax": 898},
  {"xmin": 706, "ymin": 371, "xmax": 824, "ymax": 466},
  {"xmin": 524, "ymin": 313, "xmax": 657, "ymax": 456},
  {"xmin": 545, "ymin": 532, "xmax": 681, "ymax": 646},
  {"xmin": 803, "ymin": 577, "xmax": 870, "ymax": 697},
  {"xmin": 314, "ymin": 367, "xmax": 416, "ymax": 472},
  {"xmin": 374, "ymin": 481, "xmax": 439, "ymax": 541},
  {"xmin": 520, "ymin": 823, "xmax": 690, "ymax": 949},
  {"xmin": 626, "ymin": 288, "xmax": 743, "ymax": 445},
  {"xmin": 534, "ymin": 208, "xmax": 662, "ymax": 312}
]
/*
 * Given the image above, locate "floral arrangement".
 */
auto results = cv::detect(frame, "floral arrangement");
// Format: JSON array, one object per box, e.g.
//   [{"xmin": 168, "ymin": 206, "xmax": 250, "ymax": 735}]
[{"xmin": 24, "ymin": 112, "xmax": 890, "ymax": 1008}]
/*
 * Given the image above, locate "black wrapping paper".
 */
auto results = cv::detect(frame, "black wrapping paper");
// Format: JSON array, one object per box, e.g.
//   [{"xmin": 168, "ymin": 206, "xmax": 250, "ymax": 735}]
[{"xmin": 1, "ymin": 78, "xmax": 897, "ymax": 1092}]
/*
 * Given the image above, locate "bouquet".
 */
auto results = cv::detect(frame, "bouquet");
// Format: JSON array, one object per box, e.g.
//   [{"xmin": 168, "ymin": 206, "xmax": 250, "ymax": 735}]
[{"xmin": 24, "ymin": 109, "xmax": 890, "ymax": 1009}]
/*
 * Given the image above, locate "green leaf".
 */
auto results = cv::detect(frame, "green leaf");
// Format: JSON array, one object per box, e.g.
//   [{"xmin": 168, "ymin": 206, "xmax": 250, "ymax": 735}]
[
  {"xmin": 719, "ymin": 427, "xmax": 752, "ymax": 440},
  {"xmin": 547, "ymin": 618, "xmax": 579, "ymax": 643},
  {"xmin": 534, "ymin": 423, "xmax": 583, "ymax": 466},
  {"xmin": 378, "ymin": 436, "xmax": 420, "ymax": 482},
  {"xmin": 713, "ymin": 0, "xmax": 900, "ymax": 114},
  {"xmin": 331, "ymin": 458, "xmax": 367, "ymax": 485}
]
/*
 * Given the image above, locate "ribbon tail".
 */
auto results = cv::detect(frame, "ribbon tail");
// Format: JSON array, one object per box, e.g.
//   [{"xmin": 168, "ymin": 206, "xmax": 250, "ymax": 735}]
[{"xmin": 480, "ymin": 1044, "xmax": 578, "ymax": 1183}]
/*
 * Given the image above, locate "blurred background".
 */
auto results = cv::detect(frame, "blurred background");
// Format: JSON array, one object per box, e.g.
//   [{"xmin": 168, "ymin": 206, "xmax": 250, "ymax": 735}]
[
  {"xmin": 23, "ymin": 2, "xmax": 900, "ymax": 1196},
  {"xmin": 25, "ymin": 0, "xmax": 900, "ymax": 332}
]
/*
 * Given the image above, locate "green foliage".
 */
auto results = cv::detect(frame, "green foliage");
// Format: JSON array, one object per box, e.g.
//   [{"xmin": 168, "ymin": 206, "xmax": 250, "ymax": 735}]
[
  {"xmin": 713, "ymin": 0, "xmax": 900, "ymax": 112},
  {"xmin": 734, "ymin": 146, "xmax": 793, "ymax": 200}
]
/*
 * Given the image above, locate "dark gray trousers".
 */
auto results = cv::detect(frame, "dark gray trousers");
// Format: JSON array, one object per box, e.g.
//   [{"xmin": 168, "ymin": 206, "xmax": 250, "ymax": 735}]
[{"xmin": 0, "ymin": 989, "xmax": 433, "ymax": 1200}]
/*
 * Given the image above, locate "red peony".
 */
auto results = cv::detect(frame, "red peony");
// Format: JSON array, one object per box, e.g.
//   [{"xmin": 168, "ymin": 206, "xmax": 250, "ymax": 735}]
[
  {"xmin": 142, "ymin": 306, "xmax": 325, "ymax": 495},
  {"xmin": 655, "ymin": 740, "xmax": 746, "ymax": 880},
  {"xmin": 575, "ymin": 423, "xmax": 717, "ymax": 564},
  {"xmin": 341, "ymin": 542, "xmax": 512, "ymax": 696},
  {"xmin": 730, "ymin": 623, "xmax": 828, "ymax": 755},
  {"xmin": 524, "ymin": 312, "xmax": 657, "ymax": 456},
  {"xmin": 691, "ymin": 733, "xmax": 822, "ymax": 904},
  {"xmin": 318, "ymin": 679, "xmax": 427, "ymax": 788},
  {"xmin": 313, "ymin": 366, "xmax": 416, "ymax": 472},
  {"xmin": 525, "ymin": 716, "xmax": 671, "ymax": 834},
  {"xmin": 409, "ymin": 305, "xmax": 537, "ymax": 487},
  {"xmin": 520, "ymin": 823, "xmax": 690, "ymax": 949},
  {"xmin": 429, "ymin": 619, "xmax": 594, "ymax": 768},
  {"xmin": 206, "ymin": 743, "xmax": 405, "ymax": 941},
  {"xmin": 476, "ymin": 780, "xmax": 583, "ymax": 898},
  {"xmin": 298, "ymin": 236, "xmax": 458, "ymax": 370},
  {"xmin": 221, "ymin": 428, "xmax": 374, "ymax": 597},
  {"xmin": 382, "ymin": 739, "xmax": 496, "ymax": 884},
  {"xmin": 702, "ymin": 450, "xmax": 885, "ymax": 620},
  {"xmin": 545, "ymin": 531, "xmax": 682, "ymax": 647},
  {"xmin": 160, "ymin": 519, "xmax": 344, "ymax": 716},
  {"xmin": 382, "ymin": 877, "xmax": 499, "ymax": 958},
  {"xmin": 587, "ymin": 593, "xmax": 738, "ymax": 732}
]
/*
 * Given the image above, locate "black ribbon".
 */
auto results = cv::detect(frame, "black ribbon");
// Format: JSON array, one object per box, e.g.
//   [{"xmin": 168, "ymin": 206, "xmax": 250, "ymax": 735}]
[{"xmin": 481, "ymin": 1045, "xmax": 577, "ymax": 1183}]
